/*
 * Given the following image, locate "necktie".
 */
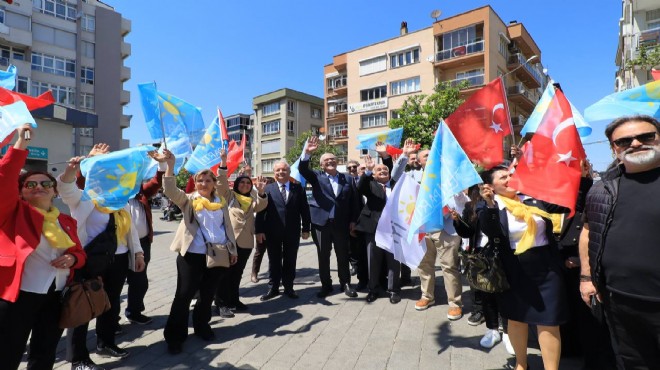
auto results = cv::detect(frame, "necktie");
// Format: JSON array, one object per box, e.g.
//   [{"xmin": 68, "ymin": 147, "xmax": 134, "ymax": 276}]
[
  {"xmin": 382, "ymin": 183, "xmax": 387, "ymax": 197},
  {"xmin": 281, "ymin": 184, "xmax": 287, "ymax": 203}
]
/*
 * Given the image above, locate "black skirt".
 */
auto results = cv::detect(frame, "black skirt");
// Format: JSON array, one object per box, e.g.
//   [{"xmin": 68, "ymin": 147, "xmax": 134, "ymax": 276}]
[{"xmin": 497, "ymin": 244, "xmax": 569, "ymax": 326}]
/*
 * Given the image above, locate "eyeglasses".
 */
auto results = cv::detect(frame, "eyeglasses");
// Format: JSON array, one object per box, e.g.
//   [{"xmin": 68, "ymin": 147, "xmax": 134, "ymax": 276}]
[
  {"xmin": 347, "ymin": 165, "xmax": 357, "ymax": 169},
  {"xmin": 23, "ymin": 180, "xmax": 55, "ymax": 189},
  {"xmin": 612, "ymin": 132, "xmax": 658, "ymax": 148}
]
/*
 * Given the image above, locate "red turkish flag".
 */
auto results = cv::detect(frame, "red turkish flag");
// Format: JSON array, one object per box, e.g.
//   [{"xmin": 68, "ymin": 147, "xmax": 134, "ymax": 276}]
[
  {"xmin": 210, "ymin": 136, "xmax": 245, "ymax": 177},
  {"xmin": 444, "ymin": 77, "xmax": 511, "ymax": 169},
  {"xmin": 0, "ymin": 89, "xmax": 55, "ymax": 111},
  {"xmin": 508, "ymin": 89, "xmax": 585, "ymax": 217}
]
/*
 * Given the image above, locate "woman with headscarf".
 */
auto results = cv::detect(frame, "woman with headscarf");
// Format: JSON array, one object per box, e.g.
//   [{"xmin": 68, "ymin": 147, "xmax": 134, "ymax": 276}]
[
  {"xmin": 0, "ymin": 125, "xmax": 86, "ymax": 370},
  {"xmin": 161, "ymin": 149, "xmax": 238, "ymax": 355},
  {"xmin": 214, "ymin": 150, "xmax": 267, "ymax": 317},
  {"xmin": 58, "ymin": 145, "xmax": 146, "ymax": 370}
]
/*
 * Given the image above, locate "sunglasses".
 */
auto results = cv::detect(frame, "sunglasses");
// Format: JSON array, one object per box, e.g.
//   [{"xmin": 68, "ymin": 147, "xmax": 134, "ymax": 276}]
[
  {"xmin": 612, "ymin": 132, "xmax": 657, "ymax": 148},
  {"xmin": 347, "ymin": 165, "xmax": 357, "ymax": 169},
  {"xmin": 23, "ymin": 180, "xmax": 55, "ymax": 189}
]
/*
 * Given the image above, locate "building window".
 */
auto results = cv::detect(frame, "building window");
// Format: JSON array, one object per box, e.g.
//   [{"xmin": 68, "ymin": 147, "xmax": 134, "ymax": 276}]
[
  {"xmin": 262, "ymin": 102, "xmax": 279, "ymax": 116},
  {"xmin": 311, "ymin": 107, "xmax": 322, "ymax": 119},
  {"xmin": 360, "ymin": 85, "xmax": 387, "ymax": 101},
  {"xmin": 262, "ymin": 120, "xmax": 280, "ymax": 135},
  {"xmin": 390, "ymin": 48, "xmax": 420, "ymax": 69},
  {"xmin": 311, "ymin": 126, "xmax": 321, "ymax": 135},
  {"xmin": 454, "ymin": 68, "xmax": 485, "ymax": 87},
  {"xmin": 81, "ymin": 93, "xmax": 94, "ymax": 110},
  {"xmin": 80, "ymin": 127, "xmax": 94, "ymax": 137},
  {"xmin": 390, "ymin": 110, "xmax": 400, "ymax": 120},
  {"xmin": 329, "ymin": 122, "xmax": 348, "ymax": 138},
  {"xmin": 390, "ymin": 76, "xmax": 421, "ymax": 96},
  {"xmin": 499, "ymin": 36, "xmax": 508, "ymax": 57},
  {"xmin": 261, "ymin": 139, "xmax": 280, "ymax": 155},
  {"xmin": 12, "ymin": 49, "xmax": 24, "ymax": 61},
  {"xmin": 81, "ymin": 41, "xmax": 95, "ymax": 59},
  {"xmin": 0, "ymin": 9, "xmax": 5, "ymax": 24},
  {"xmin": 361, "ymin": 112, "xmax": 387, "ymax": 129},
  {"xmin": 33, "ymin": 0, "xmax": 77, "ymax": 21},
  {"xmin": 359, "ymin": 55, "xmax": 387, "ymax": 76},
  {"xmin": 31, "ymin": 81, "xmax": 75, "ymax": 105},
  {"xmin": 287, "ymin": 100, "xmax": 295, "ymax": 113},
  {"xmin": 82, "ymin": 14, "xmax": 95, "ymax": 32},
  {"xmin": 287, "ymin": 120, "xmax": 295, "ymax": 134},
  {"xmin": 16, "ymin": 76, "xmax": 28, "ymax": 94},
  {"xmin": 261, "ymin": 159, "xmax": 277, "ymax": 173},
  {"xmin": 79, "ymin": 145, "xmax": 92, "ymax": 156},
  {"xmin": 31, "ymin": 52, "xmax": 76, "ymax": 78},
  {"xmin": 327, "ymin": 75, "xmax": 347, "ymax": 90},
  {"xmin": 80, "ymin": 66, "xmax": 94, "ymax": 85}
]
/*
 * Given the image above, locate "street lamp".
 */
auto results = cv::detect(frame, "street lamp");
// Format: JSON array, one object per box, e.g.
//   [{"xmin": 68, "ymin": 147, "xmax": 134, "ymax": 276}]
[{"xmin": 503, "ymin": 54, "xmax": 538, "ymax": 77}]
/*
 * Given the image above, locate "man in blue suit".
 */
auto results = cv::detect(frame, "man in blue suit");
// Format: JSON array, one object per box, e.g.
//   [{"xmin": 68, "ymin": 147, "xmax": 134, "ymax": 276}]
[
  {"xmin": 256, "ymin": 160, "xmax": 311, "ymax": 300},
  {"xmin": 299, "ymin": 136, "xmax": 361, "ymax": 298}
]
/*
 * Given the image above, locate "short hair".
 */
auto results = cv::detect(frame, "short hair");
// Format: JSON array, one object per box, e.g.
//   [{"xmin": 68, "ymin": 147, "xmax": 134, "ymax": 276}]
[
  {"xmin": 347, "ymin": 160, "xmax": 359, "ymax": 166},
  {"xmin": 319, "ymin": 152, "xmax": 336, "ymax": 164},
  {"xmin": 479, "ymin": 165, "xmax": 510, "ymax": 185},
  {"xmin": 194, "ymin": 169, "xmax": 218, "ymax": 198},
  {"xmin": 604, "ymin": 115, "xmax": 660, "ymax": 142},
  {"xmin": 273, "ymin": 159, "xmax": 290, "ymax": 170},
  {"xmin": 19, "ymin": 171, "xmax": 58, "ymax": 193}
]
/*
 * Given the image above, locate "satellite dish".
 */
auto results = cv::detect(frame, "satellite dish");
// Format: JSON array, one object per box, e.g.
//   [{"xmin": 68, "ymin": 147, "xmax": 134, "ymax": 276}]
[{"xmin": 431, "ymin": 9, "xmax": 441, "ymax": 22}]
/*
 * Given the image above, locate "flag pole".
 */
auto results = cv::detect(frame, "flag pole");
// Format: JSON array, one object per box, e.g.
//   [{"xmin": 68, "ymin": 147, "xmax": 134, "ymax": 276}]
[
  {"xmin": 153, "ymin": 81, "xmax": 168, "ymax": 150},
  {"xmin": 498, "ymin": 76, "xmax": 516, "ymax": 148}
]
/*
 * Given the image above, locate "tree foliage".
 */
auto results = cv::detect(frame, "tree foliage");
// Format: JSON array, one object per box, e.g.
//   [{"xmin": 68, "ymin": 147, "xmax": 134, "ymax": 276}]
[
  {"xmin": 176, "ymin": 168, "xmax": 191, "ymax": 189},
  {"xmin": 284, "ymin": 130, "xmax": 342, "ymax": 171},
  {"xmin": 627, "ymin": 44, "xmax": 660, "ymax": 71},
  {"xmin": 388, "ymin": 81, "xmax": 467, "ymax": 148}
]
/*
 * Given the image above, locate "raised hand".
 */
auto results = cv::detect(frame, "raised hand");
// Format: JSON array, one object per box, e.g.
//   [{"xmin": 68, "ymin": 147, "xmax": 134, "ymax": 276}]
[
  {"xmin": 509, "ymin": 145, "xmax": 522, "ymax": 160},
  {"xmin": 479, "ymin": 184, "xmax": 495, "ymax": 207},
  {"xmin": 581, "ymin": 159, "xmax": 592, "ymax": 178},
  {"xmin": 374, "ymin": 141, "xmax": 389, "ymax": 158},
  {"xmin": 88, "ymin": 143, "xmax": 110, "ymax": 157},
  {"xmin": 148, "ymin": 150, "xmax": 169, "ymax": 163},
  {"xmin": 15, "ymin": 124, "xmax": 33, "ymax": 150},
  {"xmin": 364, "ymin": 154, "xmax": 375, "ymax": 171},
  {"xmin": 61, "ymin": 156, "xmax": 87, "ymax": 183},
  {"xmin": 305, "ymin": 136, "xmax": 319, "ymax": 154},
  {"xmin": 402, "ymin": 138, "xmax": 417, "ymax": 155},
  {"xmin": 219, "ymin": 148, "xmax": 228, "ymax": 165},
  {"xmin": 255, "ymin": 175, "xmax": 267, "ymax": 195}
]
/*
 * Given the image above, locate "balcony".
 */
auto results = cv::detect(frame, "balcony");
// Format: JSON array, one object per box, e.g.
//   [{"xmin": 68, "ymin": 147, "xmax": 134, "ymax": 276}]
[
  {"xmin": 328, "ymin": 128, "xmax": 348, "ymax": 143},
  {"xmin": 120, "ymin": 66, "xmax": 131, "ymax": 82},
  {"xmin": 121, "ymin": 18, "xmax": 131, "ymax": 36},
  {"xmin": 639, "ymin": 26, "xmax": 660, "ymax": 48},
  {"xmin": 507, "ymin": 53, "xmax": 543, "ymax": 89},
  {"xmin": 327, "ymin": 103, "xmax": 348, "ymax": 122},
  {"xmin": 120, "ymin": 114, "xmax": 131, "ymax": 129},
  {"xmin": 327, "ymin": 76, "xmax": 347, "ymax": 96},
  {"xmin": 120, "ymin": 89, "xmax": 130, "ymax": 106},
  {"xmin": 507, "ymin": 83, "xmax": 536, "ymax": 113},
  {"xmin": 447, "ymin": 74, "xmax": 485, "ymax": 90},
  {"xmin": 121, "ymin": 42, "xmax": 131, "ymax": 59},
  {"xmin": 511, "ymin": 115, "xmax": 527, "ymax": 128},
  {"xmin": 434, "ymin": 40, "xmax": 484, "ymax": 70}
]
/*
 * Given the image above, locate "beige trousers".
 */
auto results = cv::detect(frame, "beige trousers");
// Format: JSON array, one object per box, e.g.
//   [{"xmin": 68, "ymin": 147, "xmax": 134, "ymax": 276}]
[{"xmin": 417, "ymin": 230, "xmax": 463, "ymax": 307}]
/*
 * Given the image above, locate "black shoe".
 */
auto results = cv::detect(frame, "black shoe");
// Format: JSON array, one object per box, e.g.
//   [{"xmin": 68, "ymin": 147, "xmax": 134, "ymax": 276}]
[
  {"xmin": 167, "ymin": 342, "xmax": 183, "ymax": 355},
  {"xmin": 316, "ymin": 286, "xmax": 333, "ymax": 298},
  {"xmin": 283, "ymin": 288, "xmax": 299, "ymax": 299},
  {"xmin": 389, "ymin": 292, "xmax": 401, "ymax": 304},
  {"xmin": 468, "ymin": 311, "xmax": 485, "ymax": 326},
  {"xmin": 342, "ymin": 284, "xmax": 357, "ymax": 298},
  {"xmin": 71, "ymin": 359, "xmax": 106, "ymax": 370},
  {"xmin": 356, "ymin": 281, "xmax": 368, "ymax": 291},
  {"xmin": 261, "ymin": 288, "xmax": 281, "ymax": 301},
  {"xmin": 195, "ymin": 328, "xmax": 216, "ymax": 341},
  {"xmin": 216, "ymin": 306, "xmax": 235, "ymax": 318},
  {"xmin": 231, "ymin": 301, "xmax": 249, "ymax": 312},
  {"xmin": 96, "ymin": 343, "xmax": 129, "ymax": 358},
  {"xmin": 366, "ymin": 291, "xmax": 378, "ymax": 303},
  {"xmin": 127, "ymin": 313, "xmax": 153, "ymax": 325}
]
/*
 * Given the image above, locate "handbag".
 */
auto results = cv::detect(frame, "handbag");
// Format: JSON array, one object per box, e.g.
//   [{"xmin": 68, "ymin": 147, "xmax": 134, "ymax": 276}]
[
  {"xmin": 84, "ymin": 213, "xmax": 118, "ymax": 277},
  {"xmin": 59, "ymin": 277, "xmax": 111, "ymax": 329},
  {"xmin": 193, "ymin": 215, "xmax": 232, "ymax": 268},
  {"xmin": 461, "ymin": 242, "xmax": 510, "ymax": 293}
]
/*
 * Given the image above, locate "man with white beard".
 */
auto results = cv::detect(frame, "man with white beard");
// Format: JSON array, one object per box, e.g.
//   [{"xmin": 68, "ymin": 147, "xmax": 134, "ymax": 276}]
[{"xmin": 580, "ymin": 115, "xmax": 660, "ymax": 369}]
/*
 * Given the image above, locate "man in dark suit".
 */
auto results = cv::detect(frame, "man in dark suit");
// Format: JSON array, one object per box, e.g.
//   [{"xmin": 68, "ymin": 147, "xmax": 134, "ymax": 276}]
[
  {"xmin": 256, "ymin": 160, "xmax": 311, "ymax": 300},
  {"xmin": 299, "ymin": 136, "xmax": 360, "ymax": 298},
  {"xmin": 345, "ymin": 159, "xmax": 368, "ymax": 290}
]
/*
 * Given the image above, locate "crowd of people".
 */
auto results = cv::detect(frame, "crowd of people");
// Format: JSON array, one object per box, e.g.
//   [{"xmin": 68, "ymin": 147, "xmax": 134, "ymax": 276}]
[{"xmin": 0, "ymin": 114, "xmax": 659, "ymax": 370}]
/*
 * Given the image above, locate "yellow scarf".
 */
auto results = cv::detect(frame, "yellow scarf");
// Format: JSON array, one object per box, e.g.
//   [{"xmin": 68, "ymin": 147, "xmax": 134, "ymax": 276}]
[
  {"xmin": 497, "ymin": 196, "xmax": 553, "ymax": 255},
  {"xmin": 233, "ymin": 192, "xmax": 253, "ymax": 213},
  {"xmin": 550, "ymin": 214, "xmax": 563, "ymax": 234},
  {"xmin": 192, "ymin": 196, "xmax": 226, "ymax": 212},
  {"xmin": 94, "ymin": 202, "xmax": 131, "ymax": 246},
  {"xmin": 34, "ymin": 207, "xmax": 75, "ymax": 249}
]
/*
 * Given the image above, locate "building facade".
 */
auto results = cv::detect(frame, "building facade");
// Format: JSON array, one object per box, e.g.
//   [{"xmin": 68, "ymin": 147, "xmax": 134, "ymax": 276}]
[
  {"xmin": 615, "ymin": 0, "xmax": 660, "ymax": 91},
  {"xmin": 0, "ymin": 0, "xmax": 131, "ymax": 160},
  {"xmin": 324, "ymin": 6, "xmax": 547, "ymax": 161},
  {"xmin": 252, "ymin": 88, "xmax": 323, "ymax": 177},
  {"xmin": 225, "ymin": 112, "xmax": 252, "ymax": 180}
]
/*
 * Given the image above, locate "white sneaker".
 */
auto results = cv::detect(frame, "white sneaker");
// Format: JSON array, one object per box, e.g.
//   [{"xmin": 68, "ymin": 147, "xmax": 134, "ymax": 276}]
[
  {"xmin": 479, "ymin": 329, "xmax": 501, "ymax": 349},
  {"xmin": 502, "ymin": 333, "xmax": 515, "ymax": 355}
]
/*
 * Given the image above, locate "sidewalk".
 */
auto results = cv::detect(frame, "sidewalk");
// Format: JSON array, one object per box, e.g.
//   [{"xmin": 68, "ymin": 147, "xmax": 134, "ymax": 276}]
[{"xmin": 25, "ymin": 216, "xmax": 582, "ymax": 369}]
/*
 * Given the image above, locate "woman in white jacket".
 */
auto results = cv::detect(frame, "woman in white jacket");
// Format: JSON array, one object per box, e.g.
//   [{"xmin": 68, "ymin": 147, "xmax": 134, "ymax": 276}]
[{"xmin": 57, "ymin": 155, "xmax": 145, "ymax": 370}]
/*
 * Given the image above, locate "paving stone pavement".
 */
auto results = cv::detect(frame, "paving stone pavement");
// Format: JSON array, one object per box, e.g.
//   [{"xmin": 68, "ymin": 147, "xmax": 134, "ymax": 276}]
[{"xmin": 22, "ymin": 215, "xmax": 584, "ymax": 370}]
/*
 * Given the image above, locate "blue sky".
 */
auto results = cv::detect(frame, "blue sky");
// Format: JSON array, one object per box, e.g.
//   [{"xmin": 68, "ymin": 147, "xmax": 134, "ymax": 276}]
[{"xmin": 115, "ymin": 1, "xmax": 621, "ymax": 170}]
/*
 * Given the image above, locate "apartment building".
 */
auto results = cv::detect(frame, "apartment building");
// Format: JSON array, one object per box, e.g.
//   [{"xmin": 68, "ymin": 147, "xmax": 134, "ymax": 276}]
[
  {"xmin": 324, "ymin": 6, "xmax": 547, "ymax": 161},
  {"xmin": 615, "ymin": 0, "xmax": 660, "ymax": 91},
  {"xmin": 0, "ymin": 0, "xmax": 130, "ymax": 172},
  {"xmin": 225, "ymin": 112, "xmax": 253, "ymax": 179},
  {"xmin": 252, "ymin": 88, "xmax": 323, "ymax": 177}
]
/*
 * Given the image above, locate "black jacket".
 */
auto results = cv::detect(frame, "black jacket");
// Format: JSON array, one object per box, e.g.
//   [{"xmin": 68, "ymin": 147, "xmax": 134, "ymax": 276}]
[{"xmin": 255, "ymin": 181, "xmax": 311, "ymax": 239}]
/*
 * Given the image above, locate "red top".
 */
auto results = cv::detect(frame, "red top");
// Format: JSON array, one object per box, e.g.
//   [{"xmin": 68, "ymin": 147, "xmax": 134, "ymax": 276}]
[{"xmin": 0, "ymin": 147, "xmax": 86, "ymax": 302}]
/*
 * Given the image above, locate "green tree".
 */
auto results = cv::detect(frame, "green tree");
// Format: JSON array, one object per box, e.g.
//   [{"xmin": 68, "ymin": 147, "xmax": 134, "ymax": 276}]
[
  {"xmin": 284, "ymin": 130, "xmax": 341, "ymax": 171},
  {"xmin": 388, "ymin": 81, "xmax": 467, "ymax": 148},
  {"xmin": 627, "ymin": 44, "xmax": 660, "ymax": 72},
  {"xmin": 176, "ymin": 168, "xmax": 191, "ymax": 189}
]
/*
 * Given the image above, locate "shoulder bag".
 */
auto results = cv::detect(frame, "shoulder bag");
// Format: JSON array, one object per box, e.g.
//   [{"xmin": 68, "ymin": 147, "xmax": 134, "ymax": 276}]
[
  {"xmin": 461, "ymin": 241, "xmax": 510, "ymax": 293},
  {"xmin": 59, "ymin": 277, "xmax": 111, "ymax": 328},
  {"xmin": 193, "ymin": 215, "xmax": 231, "ymax": 268}
]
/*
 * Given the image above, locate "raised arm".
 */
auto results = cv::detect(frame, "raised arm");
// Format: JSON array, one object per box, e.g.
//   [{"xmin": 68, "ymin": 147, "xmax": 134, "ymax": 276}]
[
  {"xmin": 253, "ymin": 176, "xmax": 268, "ymax": 213},
  {"xmin": 57, "ymin": 155, "xmax": 87, "ymax": 209},
  {"xmin": 299, "ymin": 136, "xmax": 319, "ymax": 185},
  {"xmin": 162, "ymin": 150, "xmax": 189, "ymax": 208},
  {"xmin": 0, "ymin": 125, "xmax": 31, "ymax": 223}
]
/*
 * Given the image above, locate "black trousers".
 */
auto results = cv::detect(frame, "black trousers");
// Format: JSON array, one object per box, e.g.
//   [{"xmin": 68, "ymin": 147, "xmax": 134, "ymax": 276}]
[
  {"xmin": 266, "ymin": 235, "xmax": 301, "ymax": 290},
  {"xmin": 126, "ymin": 237, "xmax": 151, "ymax": 316},
  {"xmin": 69, "ymin": 253, "xmax": 129, "ymax": 361},
  {"xmin": 349, "ymin": 233, "xmax": 368, "ymax": 285},
  {"xmin": 164, "ymin": 253, "xmax": 227, "ymax": 345},
  {"xmin": 312, "ymin": 222, "xmax": 351, "ymax": 288},
  {"xmin": 364, "ymin": 233, "xmax": 400, "ymax": 293},
  {"xmin": 605, "ymin": 292, "xmax": 660, "ymax": 370},
  {"xmin": 0, "ymin": 284, "xmax": 64, "ymax": 370},
  {"xmin": 215, "ymin": 247, "xmax": 252, "ymax": 307},
  {"xmin": 251, "ymin": 240, "xmax": 267, "ymax": 276},
  {"xmin": 476, "ymin": 290, "xmax": 501, "ymax": 330}
]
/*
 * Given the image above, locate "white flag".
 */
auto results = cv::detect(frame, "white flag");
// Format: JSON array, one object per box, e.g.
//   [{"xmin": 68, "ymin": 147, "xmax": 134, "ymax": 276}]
[{"xmin": 375, "ymin": 174, "xmax": 426, "ymax": 269}]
